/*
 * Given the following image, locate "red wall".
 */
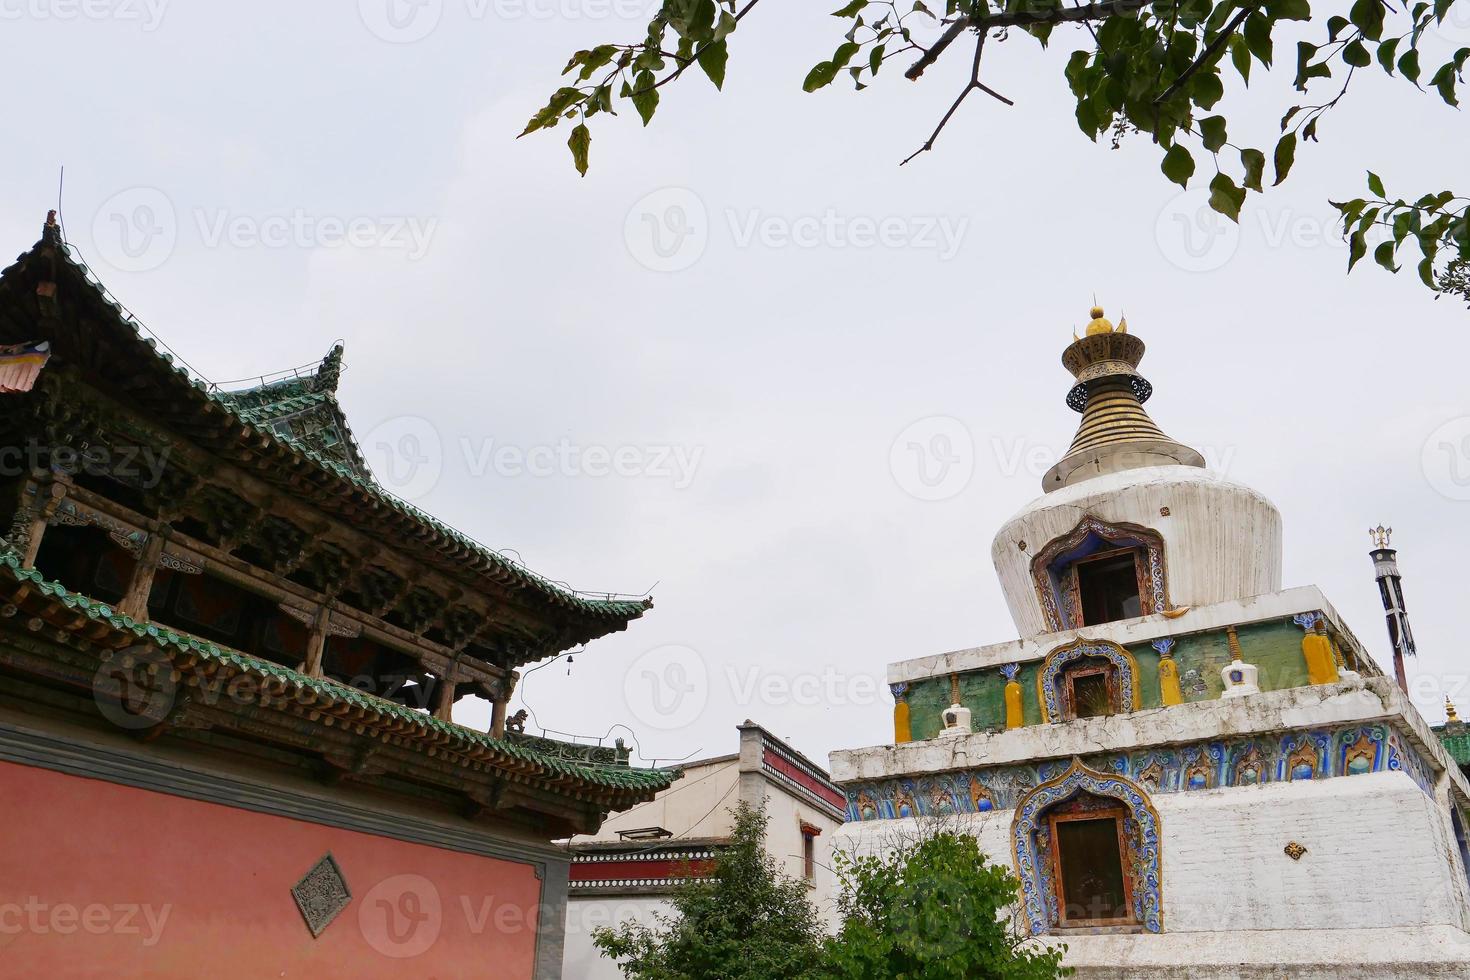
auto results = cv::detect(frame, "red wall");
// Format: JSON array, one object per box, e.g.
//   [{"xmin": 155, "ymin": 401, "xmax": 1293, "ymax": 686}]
[{"xmin": 0, "ymin": 760, "xmax": 545, "ymax": 979}]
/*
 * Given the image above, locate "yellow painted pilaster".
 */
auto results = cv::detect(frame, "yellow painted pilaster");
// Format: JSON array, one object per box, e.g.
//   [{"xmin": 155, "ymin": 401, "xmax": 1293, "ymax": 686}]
[
  {"xmin": 1158, "ymin": 657, "xmax": 1184, "ymax": 706},
  {"xmin": 893, "ymin": 701, "xmax": 912, "ymax": 744},
  {"xmin": 1303, "ymin": 631, "xmax": 1339, "ymax": 685},
  {"xmin": 1004, "ymin": 681, "xmax": 1024, "ymax": 729}
]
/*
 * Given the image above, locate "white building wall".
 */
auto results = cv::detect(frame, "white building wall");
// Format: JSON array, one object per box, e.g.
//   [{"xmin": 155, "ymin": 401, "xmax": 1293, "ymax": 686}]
[
  {"xmin": 580, "ymin": 757, "xmax": 740, "ymax": 843},
  {"xmin": 753, "ymin": 780, "xmax": 843, "ymax": 926},
  {"xmin": 835, "ymin": 771, "xmax": 1466, "ymax": 935},
  {"xmin": 562, "ymin": 895, "xmax": 672, "ymax": 980}
]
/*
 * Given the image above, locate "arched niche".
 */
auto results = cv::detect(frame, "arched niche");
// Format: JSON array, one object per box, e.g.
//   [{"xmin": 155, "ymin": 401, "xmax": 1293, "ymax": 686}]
[
  {"xmin": 1030, "ymin": 515, "xmax": 1169, "ymax": 631},
  {"xmin": 1037, "ymin": 638, "xmax": 1142, "ymax": 723},
  {"xmin": 1010, "ymin": 760, "xmax": 1163, "ymax": 936}
]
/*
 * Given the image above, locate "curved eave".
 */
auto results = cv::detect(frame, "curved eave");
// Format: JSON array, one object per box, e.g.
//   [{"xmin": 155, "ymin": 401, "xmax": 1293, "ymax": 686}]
[
  {"xmin": 0, "ymin": 551, "xmax": 679, "ymax": 802},
  {"xmin": 0, "ymin": 235, "xmax": 651, "ymax": 639}
]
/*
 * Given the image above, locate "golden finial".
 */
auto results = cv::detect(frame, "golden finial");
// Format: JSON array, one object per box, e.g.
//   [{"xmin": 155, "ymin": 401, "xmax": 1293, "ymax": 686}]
[
  {"xmin": 1117, "ymin": 312, "xmax": 1129, "ymax": 334},
  {"xmin": 1369, "ymin": 525, "xmax": 1393, "ymax": 548},
  {"xmin": 1084, "ymin": 304, "xmax": 1116, "ymax": 336},
  {"xmin": 1448, "ymin": 697, "xmax": 1460, "ymax": 723}
]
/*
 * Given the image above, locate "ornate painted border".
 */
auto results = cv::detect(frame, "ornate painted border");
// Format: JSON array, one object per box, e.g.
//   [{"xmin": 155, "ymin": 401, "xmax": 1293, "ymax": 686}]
[
  {"xmin": 1009, "ymin": 760, "xmax": 1163, "ymax": 935},
  {"xmin": 1030, "ymin": 515, "xmax": 1168, "ymax": 631},
  {"xmin": 1037, "ymin": 638, "xmax": 1143, "ymax": 723},
  {"xmin": 843, "ymin": 723, "xmax": 1428, "ymax": 822}
]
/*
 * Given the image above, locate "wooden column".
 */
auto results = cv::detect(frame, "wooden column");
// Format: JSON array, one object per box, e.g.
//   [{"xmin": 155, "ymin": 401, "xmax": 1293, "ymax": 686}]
[
  {"xmin": 117, "ymin": 533, "xmax": 165, "ymax": 621},
  {"xmin": 433, "ymin": 663, "xmax": 461, "ymax": 723},
  {"xmin": 302, "ymin": 605, "xmax": 330, "ymax": 678},
  {"xmin": 490, "ymin": 698, "xmax": 508, "ymax": 739},
  {"xmin": 20, "ymin": 482, "xmax": 66, "ymax": 569}
]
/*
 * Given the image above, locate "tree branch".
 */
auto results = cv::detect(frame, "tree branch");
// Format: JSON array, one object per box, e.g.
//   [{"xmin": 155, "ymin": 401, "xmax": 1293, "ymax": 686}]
[
  {"xmin": 905, "ymin": 0, "xmax": 1153, "ymax": 80},
  {"xmin": 1154, "ymin": 3, "xmax": 1259, "ymax": 104},
  {"xmin": 902, "ymin": 32, "xmax": 1012, "ymax": 166}
]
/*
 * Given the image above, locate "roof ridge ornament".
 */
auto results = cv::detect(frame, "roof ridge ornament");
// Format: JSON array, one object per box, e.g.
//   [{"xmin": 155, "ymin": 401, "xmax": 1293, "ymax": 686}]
[{"xmin": 314, "ymin": 343, "xmax": 345, "ymax": 393}]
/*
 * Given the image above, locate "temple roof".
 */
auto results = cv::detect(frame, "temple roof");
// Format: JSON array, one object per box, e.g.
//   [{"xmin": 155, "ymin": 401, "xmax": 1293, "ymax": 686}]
[
  {"xmin": 0, "ymin": 550, "xmax": 678, "ymax": 800},
  {"xmin": 0, "ymin": 219, "xmax": 650, "ymax": 651}
]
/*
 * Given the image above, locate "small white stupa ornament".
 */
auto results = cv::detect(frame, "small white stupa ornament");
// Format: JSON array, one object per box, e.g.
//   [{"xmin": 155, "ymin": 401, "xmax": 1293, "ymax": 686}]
[
  {"xmin": 938, "ymin": 674, "xmax": 973, "ymax": 737},
  {"xmin": 1219, "ymin": 626, "xmax": 1261, "ymax": 698}
]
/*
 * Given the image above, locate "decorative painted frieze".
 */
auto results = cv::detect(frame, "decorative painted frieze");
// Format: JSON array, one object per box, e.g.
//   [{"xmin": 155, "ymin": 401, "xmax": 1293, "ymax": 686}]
[{"xmin": 843, "ymin": 722, "xmax": 1432, "ymax": 822}]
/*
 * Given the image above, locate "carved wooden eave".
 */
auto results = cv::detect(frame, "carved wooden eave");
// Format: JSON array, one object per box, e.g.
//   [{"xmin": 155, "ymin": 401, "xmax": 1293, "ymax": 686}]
[
  {"xmin": 0, "ymin": 557, "xmax": 679, "ymax": 835},
  {"xmin": 0, "ymin": 230, "xmax": 652, "ymax": 676}
]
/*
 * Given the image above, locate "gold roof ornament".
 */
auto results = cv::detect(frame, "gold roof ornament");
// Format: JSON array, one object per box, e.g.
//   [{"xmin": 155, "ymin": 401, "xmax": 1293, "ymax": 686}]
[
  {"xmin": 1043, "ymin": 304, "xmax": 1206, "ymax": 491},
  {"xmin": 1446, "ymin": 696, "xmax": 1460, "ymax": 723},
  {"xmin": 1370, "ymin": 525, "xmax": 1393, "ymax": 549},
  {"xmin": 1084, "ymin": 305, "xmax": 1116, "ymax": 336}
]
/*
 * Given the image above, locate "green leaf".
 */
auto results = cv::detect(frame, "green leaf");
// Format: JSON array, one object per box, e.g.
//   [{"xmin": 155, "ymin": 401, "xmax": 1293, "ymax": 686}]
[
  {"xmin": 831, "ymin": 41, "xmax": 861, "ymax": 70},
  {"xmin": 630, "ymin": 70, "xmax": 659, "ymax": 125},
  {"xmin": 1343, "ymin": 40, "xmax": 1371, "ymax": 68},
  {"xmin": 803, "ymin": 60, "xmax": 839, "ymax": 92},
  {"xmin": 1377, "ymin": 36, "xmax": 1400, "ymax": 75},
  {"xmin": 1199, "ymin": 115, "xmax": 1228, "ymax": 151},
  {"xmin": 1419, "ymin": 256, "xmax": 1437, "ymax": 288},
  {"xmin": 1267, "ymin": 0, "xmax": 1311, "ymax": 21},
  {"xmin": 567, "ymin": 123, "xmax": 590, "ymax": 176},
  {"xmin": 1161, "ymin": 144, "xmax": 1195, "ymax": 187},
  {"xmin": 1348, "ymin": 229, "xmax": 1368, "ymax": 270},
  {"xmin": 1432, "ymin": 63, "xmax": 1460, "ymax": 106},
  {"xmin": 1243, "ymin": 12, "xmax": 1274, "ymax": 66},
  {"xmin": 1399, "ymin": 49, "xmax": 1422, "ymax": 84},
  {"xmin": 1240, "ymin": 148, "xmax": 1266, "ymax": 192},
  {"xmin": 1374, "ymin": 240, "xmax": 1400, "ymax": 272},
  {"xmin": 1191, "ymin": 71, "xmax": 1225, "ymax": 108},
  {"xmin": 1208, "ymin": 173, "xmax": 1246, "ymax": 222},
  {"xmin": 831, "ymin": 0, "xmax": 866, "ymax": 16},
  {"xmin": 1273, "ymin": 132, "xmax": 1298, "ymax": 185},
  {"xmin": 697, "ymin": 39, "xmax": 728, "ymax": 89},
  {"xmin": 1229, "ymin": 35, "xmax": 1252, "ymax": 83},
  {"xmin": 1368, "ymin": 171, "xmax": 1386, "ymax": 197},
  {"xmin": 1350, "ymin": 0, "xmax": 1385, "ymax": 40}
]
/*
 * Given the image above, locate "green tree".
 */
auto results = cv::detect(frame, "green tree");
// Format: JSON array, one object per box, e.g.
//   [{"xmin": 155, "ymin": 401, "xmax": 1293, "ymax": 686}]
[
  {"xmin": 823, "ymin": 828, "xmax": 1069, "ymax": 980},
  {"xmin": 527, "ymin": 1, "xmax": 1469, "ymax": 304},
  {"xmin": 591, "ymin": 801, "xmax": 827, "ymax": 980}
]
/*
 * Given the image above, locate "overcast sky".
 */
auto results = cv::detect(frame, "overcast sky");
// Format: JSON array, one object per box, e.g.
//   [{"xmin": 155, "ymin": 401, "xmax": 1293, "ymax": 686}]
[{"xmin": 8, "ymin": 3, "xmax": 1470, "ymax": 772}]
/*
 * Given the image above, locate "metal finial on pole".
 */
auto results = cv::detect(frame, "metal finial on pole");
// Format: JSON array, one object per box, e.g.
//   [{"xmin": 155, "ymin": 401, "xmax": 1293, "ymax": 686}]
[{"xmin": 1369, "ymin": 526, "xmax": 1415, "ymax": 694}]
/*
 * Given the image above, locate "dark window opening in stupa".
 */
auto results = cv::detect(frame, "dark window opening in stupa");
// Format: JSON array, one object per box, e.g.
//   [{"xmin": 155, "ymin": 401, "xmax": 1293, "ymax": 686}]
[
  {"xmin": 1077, "ymin": 550, "xmax": 1143, "ymax": 625},
  {"xmin": 1068, "ymin": 670, "xmax": 1113, "ymax": 719},
  {"xmin": 1054, "ymin": 813, "xmax": 1130, "ymax": 926}
]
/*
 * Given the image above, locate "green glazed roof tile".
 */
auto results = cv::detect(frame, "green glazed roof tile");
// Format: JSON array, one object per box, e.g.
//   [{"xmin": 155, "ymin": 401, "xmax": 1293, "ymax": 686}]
[{"xmin": 0, "ymin": 551, "xmax": 677, "ymax": 794}]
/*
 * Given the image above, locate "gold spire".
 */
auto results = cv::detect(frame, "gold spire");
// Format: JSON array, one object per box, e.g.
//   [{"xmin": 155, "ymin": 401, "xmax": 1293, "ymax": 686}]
[
  {"xmin": 1043, "ymin": 305, "xmax": 1206, "ymax": 491},
  {"xmin": 1448, "ymin": 697, "xmax": 1460, "ymax": 723}
]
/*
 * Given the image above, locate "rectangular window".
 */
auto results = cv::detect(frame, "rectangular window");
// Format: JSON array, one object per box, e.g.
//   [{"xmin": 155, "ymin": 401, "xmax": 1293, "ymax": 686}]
[
  {"xmin": 1052, "ymin": 812, "xmax": 1131, "ymax": 927},
  {"xmin": 802, "ymin": 831, "xmax": 816, "ymax": 880},
  {"xmin": 1075, "ymin": 550, "xmax": 1143, "ymax": 625},
  {"xmin": 1066, "ymin": 669, "xmax": 1113, "ymax": 719}
]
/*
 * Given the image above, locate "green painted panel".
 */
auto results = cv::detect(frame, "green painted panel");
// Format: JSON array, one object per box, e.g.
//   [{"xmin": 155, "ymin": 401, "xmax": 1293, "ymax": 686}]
[{"xmin": 898, "ymin": 620, "xmax": 1315, "ymax": 742}]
